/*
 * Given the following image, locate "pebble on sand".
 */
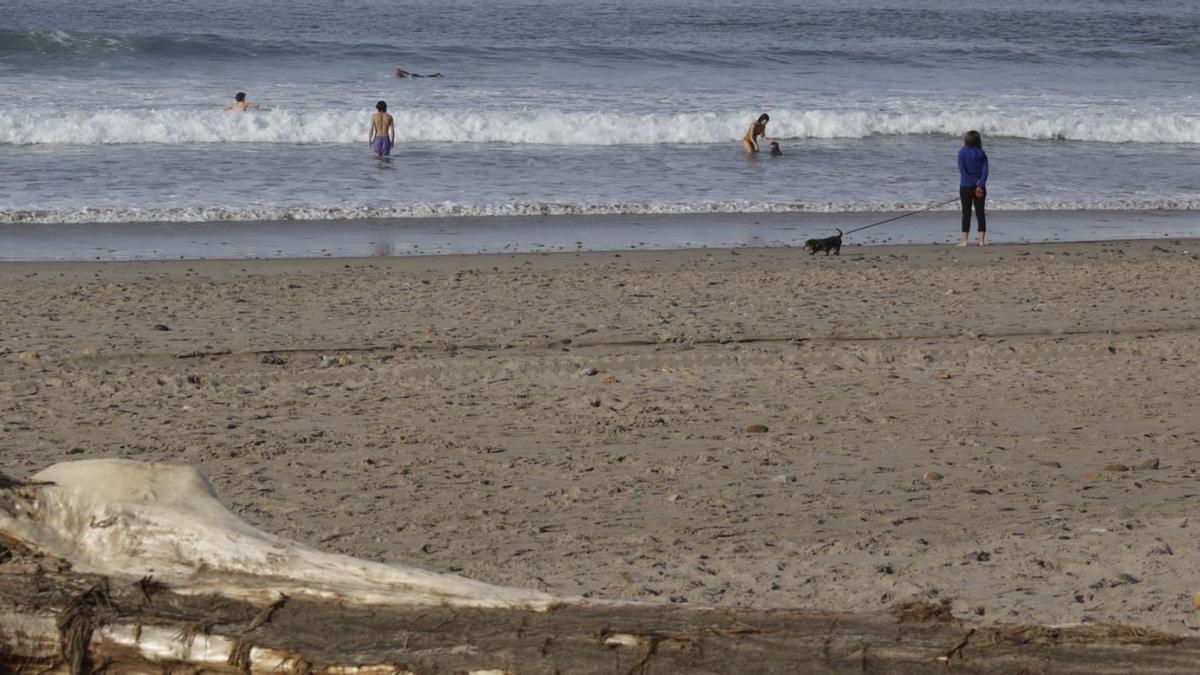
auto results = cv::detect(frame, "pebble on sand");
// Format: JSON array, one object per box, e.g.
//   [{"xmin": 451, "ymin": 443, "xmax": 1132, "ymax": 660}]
[
  {"xmin": 936, "ymin": 372, "xmax": 952, "ymax": 380},
  {"xmin": 1103, "ymin": 463, "xmax": 1130, "ymax": 472},
  {"xmin": 337, "ymin": 355, "xmax": 353, "ymax": 367},
  {"xmin": 744, "ymin": 424, "xmax": 769, "ymax": 433},
  {"xmin": 1136, "ymin": 458, "xmax": 1160, "ymax": 470},
  {"xmin": 17, "ymin": 351, "xmax": 40, "ymax": 362},
  {"xmin": 922, "ymin": 471, "xmax": 944, "ymax": 482},
  {"xmin": 1193, "ymin": 592, "xmax": 1200, "ymax": 610}
]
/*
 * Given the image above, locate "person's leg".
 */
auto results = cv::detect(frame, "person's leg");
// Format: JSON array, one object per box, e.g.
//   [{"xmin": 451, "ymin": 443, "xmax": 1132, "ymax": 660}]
[
  {"xmin": 974, "ymin": 189, "xmax": 987, "ymax": 245},
  {"xmin": 959, "ymin": 186, "xmax": 972, "ymax": 246},
  {"xmin": 743, "ymin": 140, "xmax": 757, "ymax": 154}
]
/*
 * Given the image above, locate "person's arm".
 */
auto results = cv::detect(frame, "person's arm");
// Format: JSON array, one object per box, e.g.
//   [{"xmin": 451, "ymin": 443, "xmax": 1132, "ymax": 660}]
[
  {"xmin": 248, "ymin": 103, "xmax": 260, "ymax": 110},
  {"xmin": 223, "ymin": 103, "xmax": 234, "ymax": 110},
  {"xmin": 388, "ymin": 115, "xmax": 395, "ymax": 144},
  {"xmin": 978, "ymin": 153, "xmax": 988, "ymax": 188},
  {"xmin": 368, "ymin": 116, "xmax": 375, "ymax": 144},
  {"xmin": 957, "ymin": 149, "xmax": 967, "ymax": 182}
]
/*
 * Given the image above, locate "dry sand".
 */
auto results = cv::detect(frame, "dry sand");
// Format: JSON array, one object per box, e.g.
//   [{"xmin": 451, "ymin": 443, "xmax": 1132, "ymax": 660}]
[{"xmin": 3, "ymin": 238, "xmax": 1200, "ymax": 633}]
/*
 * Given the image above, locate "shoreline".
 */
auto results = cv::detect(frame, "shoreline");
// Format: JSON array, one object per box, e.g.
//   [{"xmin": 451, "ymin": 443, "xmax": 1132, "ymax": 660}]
[
  {"xmin": 5, "ymin": 237, "xmax": 1200, "ymax": 633},
  {"xmin": 1, "ymin": 208, "xmax": 1198, "ymax": 262}
]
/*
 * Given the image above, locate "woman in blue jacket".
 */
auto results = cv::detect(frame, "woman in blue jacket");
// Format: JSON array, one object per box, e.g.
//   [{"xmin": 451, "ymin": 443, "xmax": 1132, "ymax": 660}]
[{"xmin": 958, "ymin": 130, "xmax": 988, "ymax": 246}]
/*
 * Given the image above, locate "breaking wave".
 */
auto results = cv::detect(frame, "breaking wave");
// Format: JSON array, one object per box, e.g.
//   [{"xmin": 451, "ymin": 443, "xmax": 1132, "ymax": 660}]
[
  {"xmin": 1, "ymin": 107, "xmax": 1197, "ymax": 146},
  {"xmin": 4, "ymin": 198, "xmax": 1198, "ymax": 225}
]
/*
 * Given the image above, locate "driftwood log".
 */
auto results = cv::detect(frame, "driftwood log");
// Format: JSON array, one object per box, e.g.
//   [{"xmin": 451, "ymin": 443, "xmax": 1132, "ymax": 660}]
[
  {"xmin": 2, "ymin": 460, "xmax": 1198, "ymax": 674},
  {"xmin": 0, "ymin": 557, "xmax": 1196, "ymax": 675}
]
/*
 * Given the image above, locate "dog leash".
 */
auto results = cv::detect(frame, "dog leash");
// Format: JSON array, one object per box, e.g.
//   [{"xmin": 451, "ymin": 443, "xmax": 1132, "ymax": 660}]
[{"xmin": 842, "ymin": 197, "xmax": 962, "ymax": 236}]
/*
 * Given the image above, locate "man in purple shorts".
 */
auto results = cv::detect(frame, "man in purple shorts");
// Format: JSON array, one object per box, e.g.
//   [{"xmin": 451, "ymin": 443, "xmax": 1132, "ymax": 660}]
[{"xmin": 368, "ymin": 100, "xmax": 394, "ymax": 157}]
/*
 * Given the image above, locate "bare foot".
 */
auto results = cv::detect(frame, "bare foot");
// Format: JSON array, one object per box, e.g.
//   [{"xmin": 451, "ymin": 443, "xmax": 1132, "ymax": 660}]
[{"xmin": 957, "ymin": 239, "xmax": 969, "ymax": 247}]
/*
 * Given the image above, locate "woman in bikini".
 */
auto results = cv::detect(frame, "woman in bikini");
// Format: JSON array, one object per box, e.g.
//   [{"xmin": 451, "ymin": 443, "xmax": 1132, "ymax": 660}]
[
  {"xmin": 743, "ymin": 113, "xmax": 769, "ymax": 153},
  {"xmin": 368, "ymin": 101, "xmax": 395, "ymax": 157}
]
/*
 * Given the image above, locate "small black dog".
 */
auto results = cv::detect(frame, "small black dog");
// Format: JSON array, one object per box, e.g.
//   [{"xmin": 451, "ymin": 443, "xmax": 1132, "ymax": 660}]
[{"xmin": 803, "ymin": 228, "xmax": 843, "ymax": 256}]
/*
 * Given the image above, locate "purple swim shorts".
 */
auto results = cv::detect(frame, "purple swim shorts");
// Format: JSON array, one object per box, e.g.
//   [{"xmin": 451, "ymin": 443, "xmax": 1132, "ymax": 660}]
[{"xmin": 372, "ymin": 135, "xmax": 392, "ymax": 156}]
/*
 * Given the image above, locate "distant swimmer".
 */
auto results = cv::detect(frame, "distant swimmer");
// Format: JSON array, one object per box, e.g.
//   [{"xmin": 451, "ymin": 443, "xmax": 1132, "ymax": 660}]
[
  {"xmin": 395, "ymin": 67, "xmax": 444, "ymax": 79},
  {"xmin": 742, "ymin": 113, "xmax": 769, "ymax": 153},
  {"xmin": 223, "ymin": 92, "xmax": 260, "ymax": 111},
  {"xmin": 768, "ymin": 141, "xmax": 782, "ymax": 156},
  {"xmin": 369, "ymin": 100, "xmax": 395, "ymax": 157}
]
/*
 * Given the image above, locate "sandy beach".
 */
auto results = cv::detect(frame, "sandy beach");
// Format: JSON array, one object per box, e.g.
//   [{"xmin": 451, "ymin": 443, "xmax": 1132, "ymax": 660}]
[{"xmin": 3, "ymin": 238, "xmax": 1200, "ymax": 634}]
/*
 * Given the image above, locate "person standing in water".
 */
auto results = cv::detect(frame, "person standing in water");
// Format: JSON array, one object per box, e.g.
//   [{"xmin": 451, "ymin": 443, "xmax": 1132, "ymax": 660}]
[
  {"xmin": 369, "ymin": 100, "xmax": 395, "ymax": 157},
  {"xmin": 223, "ymin": 92, "xmax": 259, "ymax": 111},
  {"xmin": 743, "ymin": 113, "xmax": 770, "ymax": 153},
  {"xmin": 957, "ymin": 130, "xmax": 989, "ymax": 246}
]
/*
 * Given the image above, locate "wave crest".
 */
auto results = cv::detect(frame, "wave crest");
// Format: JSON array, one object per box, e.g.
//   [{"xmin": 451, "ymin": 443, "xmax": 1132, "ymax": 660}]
[
  {"xmin": 0, "ymin": 28, "xmax": 350, "ymax": 60},
  {"xmin": 1, "ymin": 107, "xmax": 1197, "ymax": 146}
]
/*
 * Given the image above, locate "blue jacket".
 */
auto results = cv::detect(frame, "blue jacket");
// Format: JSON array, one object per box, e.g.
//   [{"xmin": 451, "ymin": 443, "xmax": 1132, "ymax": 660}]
[{"xmin": 958, "ymin": 146, "xmax": 989, "ymax": 188}]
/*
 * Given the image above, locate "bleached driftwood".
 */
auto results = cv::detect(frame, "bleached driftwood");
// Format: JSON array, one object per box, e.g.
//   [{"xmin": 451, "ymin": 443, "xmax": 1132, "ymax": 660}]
[
  {"xmin": 0, "ymin": 459, "xmax": 563, "ymax": 610},
  {"xmin": 3, "ymin": 459, "xmax": 1200, "ymax": 674}
]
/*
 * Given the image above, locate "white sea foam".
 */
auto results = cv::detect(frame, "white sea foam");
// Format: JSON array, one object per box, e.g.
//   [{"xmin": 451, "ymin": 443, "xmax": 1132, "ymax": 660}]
[
  {"xmin": 3, "ymin": 199, "xmax": 1198, "ymax": 225},
  {"xmin": 2, "ymin": 107, "xmax": 1198, "ymax": 146}
]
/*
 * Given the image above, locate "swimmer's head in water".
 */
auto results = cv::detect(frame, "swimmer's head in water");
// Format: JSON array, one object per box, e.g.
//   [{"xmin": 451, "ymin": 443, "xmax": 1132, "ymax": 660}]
[
  {"xmin": 235, "ymin": 92, "xmax": 246, "ymax": 102},
  {"xmin": 769, "ymin": 141, "xmax": 782, "ymax": 156},
  {"xmin": 376, "ymin": 101, "xmax": 388, "ymax": 112},
  {"xmin": 394, "ymin": 68, "xmax": 410, "ymax": 78},
  {"xmin": 758, "ymin": 113, "xmax": 770, "ymax": 124}
]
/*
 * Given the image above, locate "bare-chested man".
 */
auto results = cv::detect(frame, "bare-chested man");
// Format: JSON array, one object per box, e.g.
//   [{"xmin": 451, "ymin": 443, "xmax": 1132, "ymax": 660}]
[
  {"xmin": 369, "ymin": 100, "xmax": 395, "ymax": 157},
  {"xmin": 223, "ymin": 92, "xmax": 260, "ymax": 111}
]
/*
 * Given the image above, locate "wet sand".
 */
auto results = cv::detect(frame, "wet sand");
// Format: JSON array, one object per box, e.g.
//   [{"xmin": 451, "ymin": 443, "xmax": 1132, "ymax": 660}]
[
  {"xmin": 3, "ymin": 209, "xmax": 1199, "ymax": 261},
  {"xmin": 3, "ymin": 238, "xmax": 1200, "ymax": 633}
]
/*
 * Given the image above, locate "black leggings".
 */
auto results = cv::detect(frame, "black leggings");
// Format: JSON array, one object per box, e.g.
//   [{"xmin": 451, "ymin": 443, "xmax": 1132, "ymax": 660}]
[{"xmin": 960, "ymin": 186, "xmax": 986, "ymax": 233}]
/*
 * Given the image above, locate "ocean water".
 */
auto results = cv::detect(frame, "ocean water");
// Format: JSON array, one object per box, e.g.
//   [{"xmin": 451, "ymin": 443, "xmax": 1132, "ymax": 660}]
[{"xmin": 2, "ymin": 0, "xmax": 1199, "ymax": 240}]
